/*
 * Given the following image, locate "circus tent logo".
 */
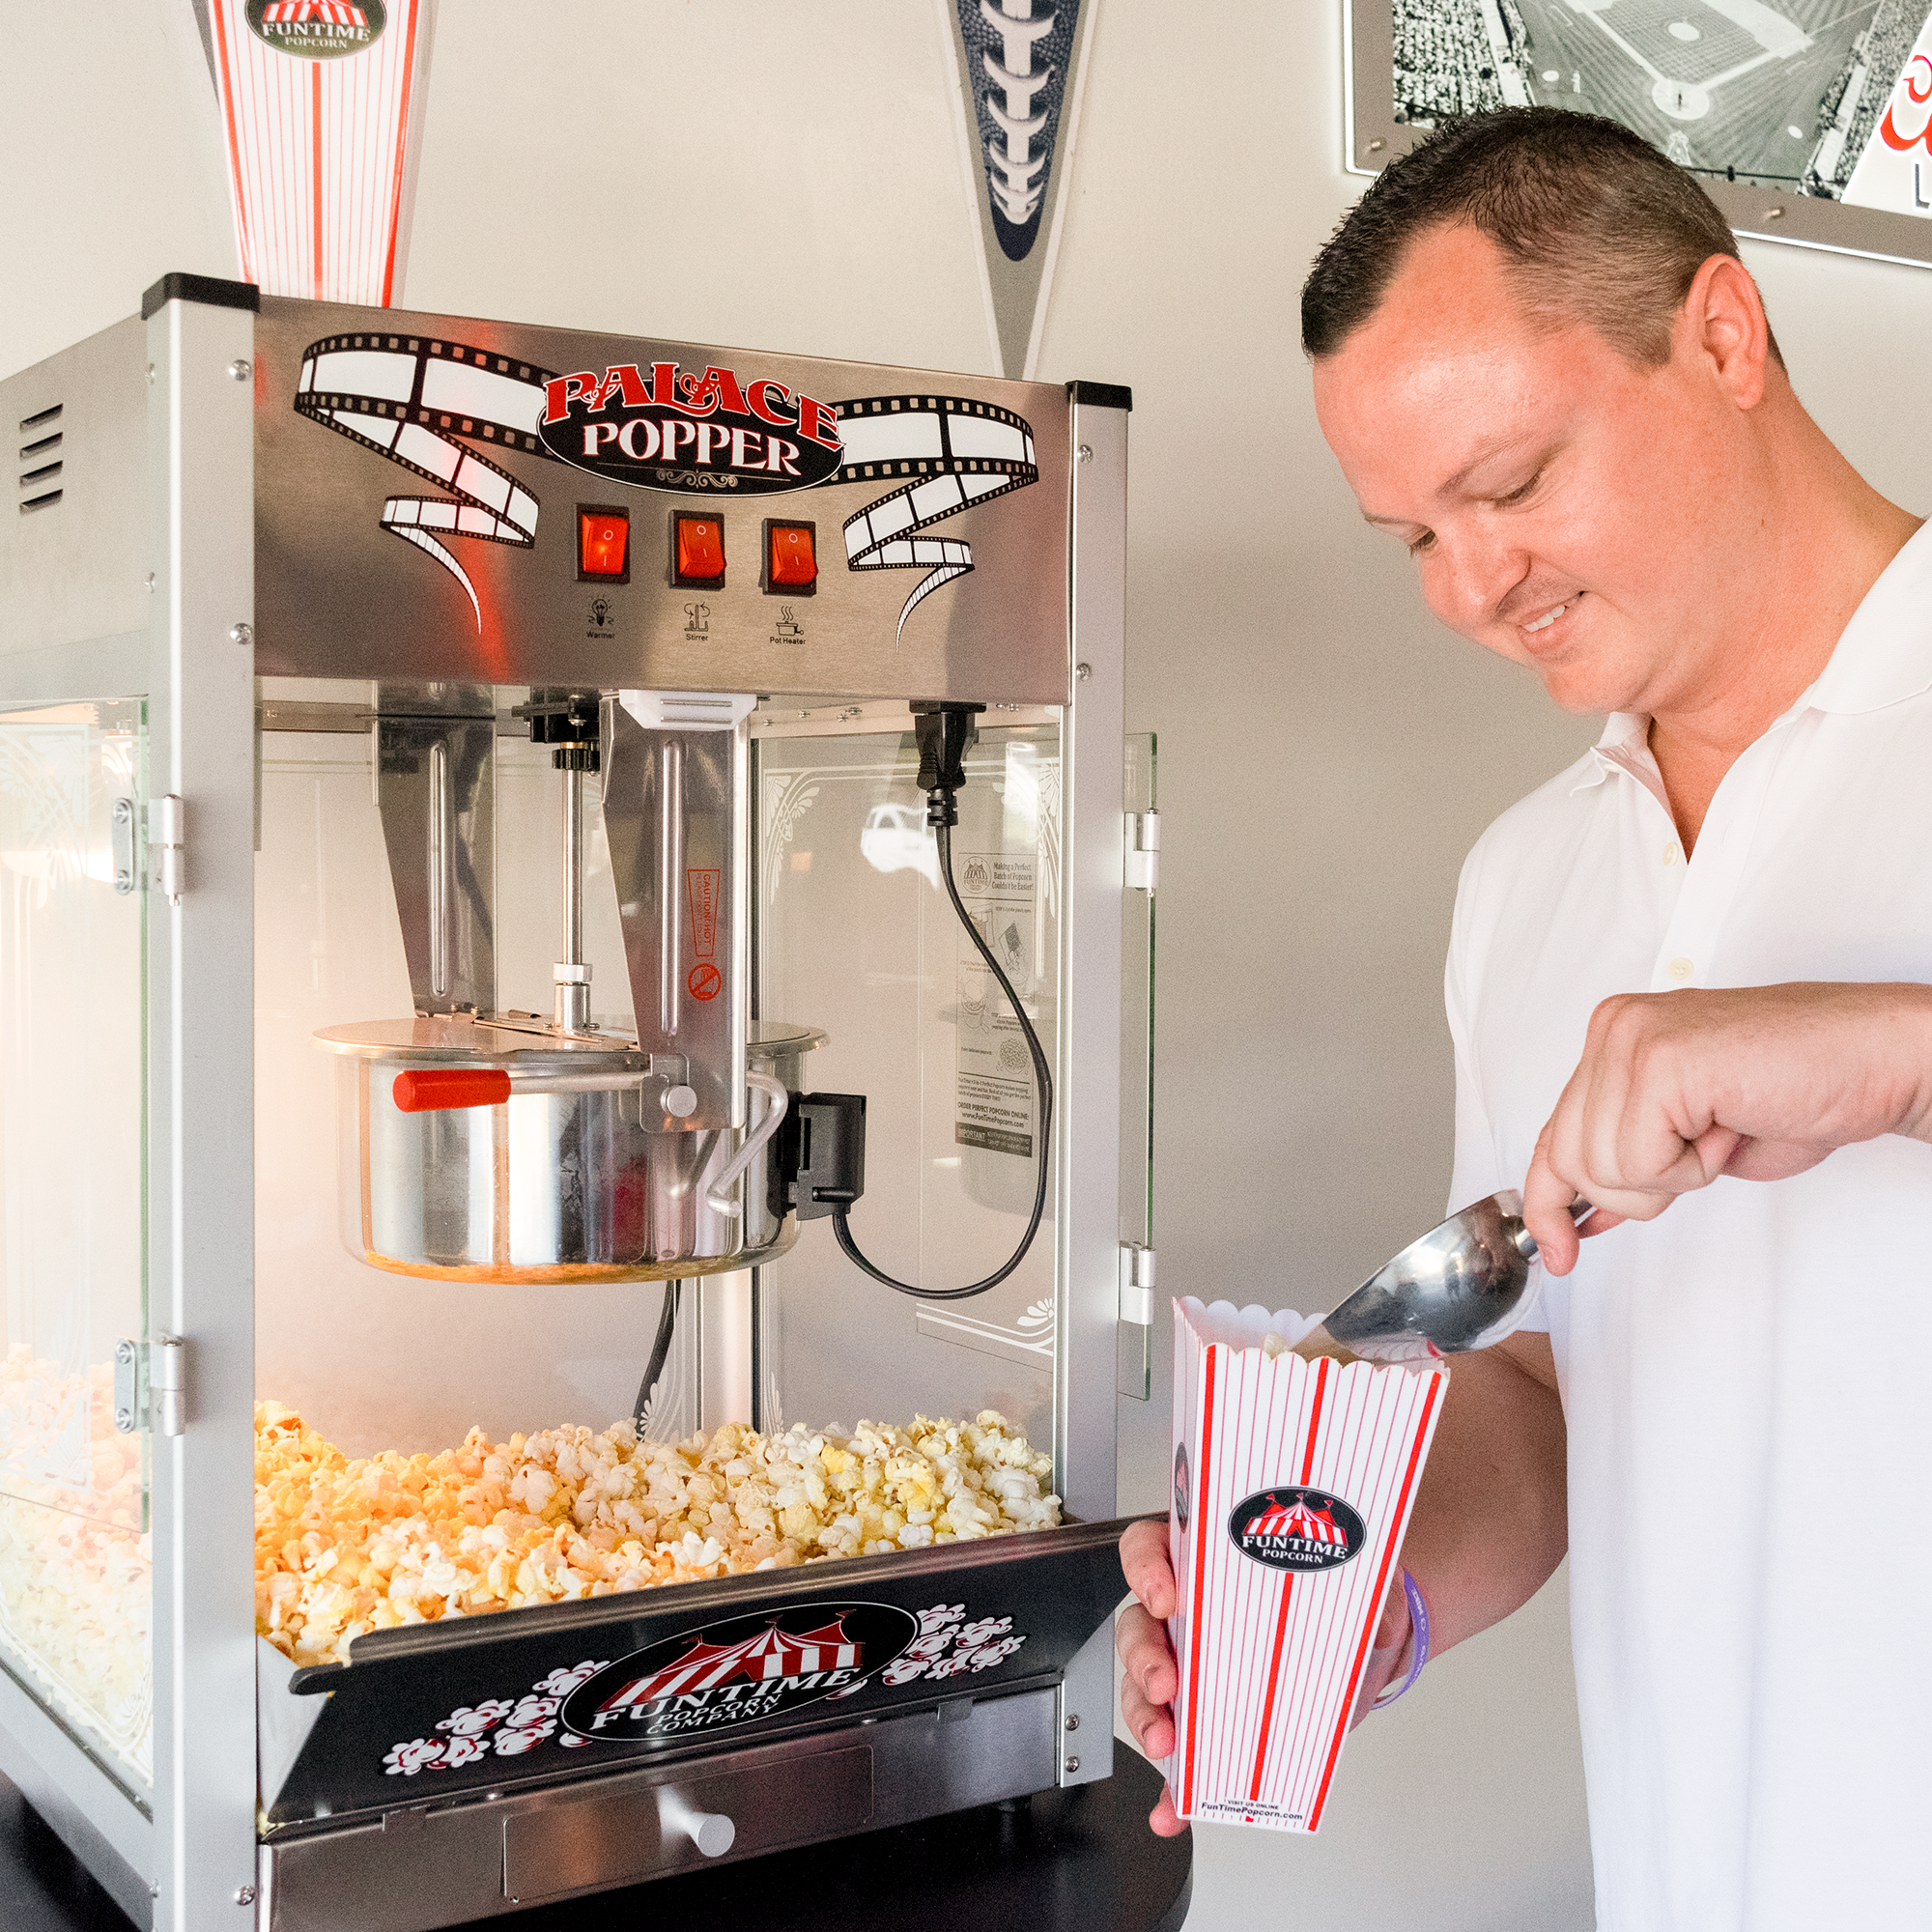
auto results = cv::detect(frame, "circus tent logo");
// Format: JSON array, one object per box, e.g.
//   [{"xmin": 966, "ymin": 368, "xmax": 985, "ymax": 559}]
[
  {"xmin": 246, "ymin": 0, "xmax": 386, "ymax": 57},
  {"xmin": 561, "ymin": 1602, "xmax": 918, "ymax": 1742},
  {"xmin": 1227, "ymin": 1487, "xmax": 1367, "ymax": 1575}
]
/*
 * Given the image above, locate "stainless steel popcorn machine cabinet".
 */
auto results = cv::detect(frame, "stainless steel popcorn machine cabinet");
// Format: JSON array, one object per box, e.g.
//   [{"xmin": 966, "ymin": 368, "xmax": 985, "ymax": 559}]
[{"xmin": 0, "ymin": 275, "xmax": 1158, "ymax": 1931}]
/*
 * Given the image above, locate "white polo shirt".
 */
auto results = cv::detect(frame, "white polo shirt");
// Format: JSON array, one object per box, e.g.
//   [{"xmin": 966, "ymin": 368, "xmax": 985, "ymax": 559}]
[{"xmin": 1445, "ymin": 520, "xmax": 1932, "ymax": 1931}]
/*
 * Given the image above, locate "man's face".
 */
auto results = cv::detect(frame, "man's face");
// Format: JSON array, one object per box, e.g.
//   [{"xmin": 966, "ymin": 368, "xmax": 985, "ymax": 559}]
[{"xmin": 1312, "ymin": 224, "xmax": 1761, "ymax": 719}]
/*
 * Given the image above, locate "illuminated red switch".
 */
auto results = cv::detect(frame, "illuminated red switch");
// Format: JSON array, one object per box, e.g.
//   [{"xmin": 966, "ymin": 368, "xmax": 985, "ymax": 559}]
[
  {"xmin": 673, "ymin": 514, "xmax": 726, "ymax": 585},
  {"xmin": 578, "ymin": 506, "xmax": 629, "ymax": 581},
  {"xmin": 765, "ymin": 520, "xmax": 817, "ymax": 591}
]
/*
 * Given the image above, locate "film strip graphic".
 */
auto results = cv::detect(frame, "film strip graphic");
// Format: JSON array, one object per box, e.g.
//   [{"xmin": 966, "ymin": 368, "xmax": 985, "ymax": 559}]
[
  {"xmin": 828, "ymin": 394, "xmax": 1038, "ymax": 641},
  {"xmin": 295, "ymin": 332, "xmax": 558, "ymax": 628}
]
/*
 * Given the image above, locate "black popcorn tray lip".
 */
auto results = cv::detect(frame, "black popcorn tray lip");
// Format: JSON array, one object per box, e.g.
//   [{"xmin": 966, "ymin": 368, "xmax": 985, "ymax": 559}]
[{"xmin": 264, "ymin": 1514, "xmax": 1154, "ymax": 1833}]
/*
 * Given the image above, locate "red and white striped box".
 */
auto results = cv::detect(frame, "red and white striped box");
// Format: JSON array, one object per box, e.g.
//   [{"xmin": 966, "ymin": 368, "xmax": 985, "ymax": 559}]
[{"xmin": 1162, "ymin": 1297, "xmax": 1447, "ymax": 1832}]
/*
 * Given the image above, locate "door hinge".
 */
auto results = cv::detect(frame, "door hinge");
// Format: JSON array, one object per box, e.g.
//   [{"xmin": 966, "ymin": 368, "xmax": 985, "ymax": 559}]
[
  {"xmin": 111, "ymin": 797, "xmax": 138, "ymax": 895},
  {"xmin": 1119, "ymin": 1242, "xmax": 1156, "ymax": 1325},
  {"xmin": 153, "ymin": 794, "xmax": 185, "ymax": 906},
  {"xmin": 113, "ymin": 1336, "xmax": 185, "ymax": 1435},
  {"xmin": 1124, "ymin": 810, "xmax": 1159, "ymax": 893}
]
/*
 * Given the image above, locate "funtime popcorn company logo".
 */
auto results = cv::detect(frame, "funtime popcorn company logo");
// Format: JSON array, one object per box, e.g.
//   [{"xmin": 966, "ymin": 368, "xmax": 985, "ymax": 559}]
[
  {"xmin": 1227, "ymin": 1487, "xmax": 1366, "ymax": 1575},
  {"xmin": 539, "ymin": 361, "xmax": 845, "ymax": 496},
  {"xmin": 246, "ymin": 0, "xmax": 386, "ymax": 57},
  {"xmin": 384, "ymin": 1601, "xmax": 1032, "ymax": 1776}
]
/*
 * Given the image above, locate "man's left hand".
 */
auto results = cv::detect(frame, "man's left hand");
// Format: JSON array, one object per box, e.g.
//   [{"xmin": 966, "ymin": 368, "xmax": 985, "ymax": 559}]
[{"xmin": 1523, "ymin": 982, "xmax": 1932, "ymax": 1271}]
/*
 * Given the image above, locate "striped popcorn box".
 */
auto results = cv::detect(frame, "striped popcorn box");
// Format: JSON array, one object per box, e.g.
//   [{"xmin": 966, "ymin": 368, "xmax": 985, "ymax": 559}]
[{"xmin": 1163, "ymin": 1297, "xmax": 1446, "ymax": 1832}]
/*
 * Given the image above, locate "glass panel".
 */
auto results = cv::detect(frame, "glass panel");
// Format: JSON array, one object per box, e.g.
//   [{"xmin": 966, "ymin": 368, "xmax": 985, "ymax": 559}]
[
  {"xmin": 753, "ymin": 721, "xmax": 1061, "ymax": 1458},
  {"xmin": 0, "ymin": 698, "xmax": 151, "ymax": 1794},
  {"xmin": 1119, "ymin": 731, "xmax": 1156, "ymax": 1401}
]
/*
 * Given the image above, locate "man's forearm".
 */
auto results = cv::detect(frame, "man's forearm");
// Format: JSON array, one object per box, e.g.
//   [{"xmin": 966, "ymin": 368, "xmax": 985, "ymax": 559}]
[{"xmin": 1396, "ymin": 1332, "xmax": 1568, "ymax": 1654}]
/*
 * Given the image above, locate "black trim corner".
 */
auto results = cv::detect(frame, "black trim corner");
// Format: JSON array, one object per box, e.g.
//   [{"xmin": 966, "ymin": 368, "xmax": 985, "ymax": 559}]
[
  {"xmin": 1066, "ymin": 380, "xmax": 1132, "ymax": 412},
  {"xmin": 140, "ymin": 273, "xmax": 261, "ymax": 321}
]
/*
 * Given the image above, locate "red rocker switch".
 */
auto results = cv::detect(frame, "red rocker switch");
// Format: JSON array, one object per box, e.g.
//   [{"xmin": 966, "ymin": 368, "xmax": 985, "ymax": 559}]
[
  {"xmin": 579, "ymin": 507, "xmax": 630, "ymax": 580},
  {"xmin": 674, "ymin": 515, "xmax": 726, "ymax": 584},
  {"xmin": 766, "ymin": 521, "xmax": 817, "ymax": 589}
]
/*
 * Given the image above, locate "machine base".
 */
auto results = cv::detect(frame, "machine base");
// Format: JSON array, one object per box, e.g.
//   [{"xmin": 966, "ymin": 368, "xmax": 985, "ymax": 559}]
[{"xmin": 261, "ymin": 1684, "xmax": 1058, "ymax": 1930}]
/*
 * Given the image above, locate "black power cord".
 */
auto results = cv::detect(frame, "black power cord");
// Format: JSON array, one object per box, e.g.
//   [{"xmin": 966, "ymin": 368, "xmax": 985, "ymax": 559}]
[{"xmin": 831, "ymin": 702, "xmax": 1054, "ymax": 1302}]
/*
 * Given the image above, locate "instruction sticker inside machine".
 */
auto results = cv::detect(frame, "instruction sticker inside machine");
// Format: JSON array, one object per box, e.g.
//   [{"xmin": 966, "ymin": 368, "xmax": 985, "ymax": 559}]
[{"xmin": 953, "ymin": 850, "xmax": 1037, "ymax": 1158}]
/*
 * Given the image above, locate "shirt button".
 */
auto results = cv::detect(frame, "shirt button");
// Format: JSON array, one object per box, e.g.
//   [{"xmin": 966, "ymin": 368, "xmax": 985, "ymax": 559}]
[
  {"xmin": 1666, "ymin": 957, "xmax": 1693, "ymax": 981},
  {"xmin": 1663, "ymin": 841, "xmax": 1681, "ymax": 866}
]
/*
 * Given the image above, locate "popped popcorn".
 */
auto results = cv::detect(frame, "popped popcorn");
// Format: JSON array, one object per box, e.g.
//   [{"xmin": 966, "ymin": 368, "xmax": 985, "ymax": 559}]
[
  {"xmin": 256, "ymin": 1403, "xmax": 1060, "ymax": 1669},
  {"xmin": 0, "ymin": 1350, "xmax": 152, "ymax": 1783}
]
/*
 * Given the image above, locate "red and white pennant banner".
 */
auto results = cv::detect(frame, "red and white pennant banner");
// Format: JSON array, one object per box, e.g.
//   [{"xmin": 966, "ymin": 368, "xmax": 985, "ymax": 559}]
[{"xmin": 206, "ymin": 0, "xmax": 427, "ymax": 304}]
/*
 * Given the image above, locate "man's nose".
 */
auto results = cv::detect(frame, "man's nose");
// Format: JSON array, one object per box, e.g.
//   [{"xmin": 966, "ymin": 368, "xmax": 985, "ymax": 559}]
[{"xmin": 1427, "ymin": 532, "xmax": 1525, "ymax": 634}]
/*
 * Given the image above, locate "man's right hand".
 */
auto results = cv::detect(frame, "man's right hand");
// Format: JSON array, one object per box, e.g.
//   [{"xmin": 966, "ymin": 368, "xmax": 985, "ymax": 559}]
[
  {"xmin": 1118, "ymin": 1516, "xmax": 1419, "ymax": 1835},
  {"xmin": 1117, "ymin": 1518, "xmax": 1186, "ymax": 1835}
]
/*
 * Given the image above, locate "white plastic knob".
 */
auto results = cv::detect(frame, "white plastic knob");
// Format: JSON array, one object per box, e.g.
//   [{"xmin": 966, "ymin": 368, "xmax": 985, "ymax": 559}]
[
  {"xmin": 664, "ymin": 1084, "xmax": 698, "ymax": 1119},
  {"xmin": 658, "ymin": 1789, "xmax": 734, "ymax": 1858}
]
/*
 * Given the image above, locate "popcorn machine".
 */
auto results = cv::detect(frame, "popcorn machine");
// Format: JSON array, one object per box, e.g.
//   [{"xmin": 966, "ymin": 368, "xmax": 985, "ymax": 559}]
[{"xmin": 0, "ymin": 275, "xmax": 1154, "ymax": 1929}]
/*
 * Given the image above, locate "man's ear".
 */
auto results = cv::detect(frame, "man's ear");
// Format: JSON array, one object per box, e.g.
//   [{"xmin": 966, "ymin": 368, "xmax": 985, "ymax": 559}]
[{"xmin": 1681, "ymin": 252, "xmax": 1770, "ymax": 411}]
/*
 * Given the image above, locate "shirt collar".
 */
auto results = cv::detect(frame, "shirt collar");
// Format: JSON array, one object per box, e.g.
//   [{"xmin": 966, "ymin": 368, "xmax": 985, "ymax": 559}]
[{"xmin": 1570, "ymin": 516, "xmax": 1932, "ymax": 796}]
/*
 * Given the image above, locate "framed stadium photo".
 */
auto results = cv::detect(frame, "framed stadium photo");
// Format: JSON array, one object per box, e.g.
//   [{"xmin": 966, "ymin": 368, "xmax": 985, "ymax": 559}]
[{"xmin": 1347, "ymin": 0, "xmax": 1932, "ymax": 268}]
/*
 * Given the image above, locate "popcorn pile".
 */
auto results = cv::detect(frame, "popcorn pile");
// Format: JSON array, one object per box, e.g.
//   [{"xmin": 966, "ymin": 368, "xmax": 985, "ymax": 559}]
[
  {"xmin": 0, "ymin": 1349, "xmax": 153, "ymax": 1781},
  {"xmin": 257, "ymin": 1404, "xmax": 1060, "ymax": 1669}
]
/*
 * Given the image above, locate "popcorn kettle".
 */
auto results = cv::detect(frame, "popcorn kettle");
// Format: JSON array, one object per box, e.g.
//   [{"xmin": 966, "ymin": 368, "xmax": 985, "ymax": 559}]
[{"xmin": 313, "ymin": 685, "xmax": 832, "ymax": 1283}]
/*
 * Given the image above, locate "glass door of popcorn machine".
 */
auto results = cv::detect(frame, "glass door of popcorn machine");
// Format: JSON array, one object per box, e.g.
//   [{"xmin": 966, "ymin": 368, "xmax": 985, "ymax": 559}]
[{"xmin": 0, "ymin": 699, "xmax": 153, "ymax": 1801}]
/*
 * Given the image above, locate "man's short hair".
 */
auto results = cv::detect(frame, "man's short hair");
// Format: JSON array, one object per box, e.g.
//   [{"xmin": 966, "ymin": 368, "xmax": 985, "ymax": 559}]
[{"xmin": 1301, "ymin": 108, "xmax": 1773, "ymax": 368}]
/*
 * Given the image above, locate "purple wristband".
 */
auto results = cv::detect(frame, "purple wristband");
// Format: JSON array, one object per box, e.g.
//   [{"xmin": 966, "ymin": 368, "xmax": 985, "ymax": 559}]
[{"xmin": 1372, "ymin": 1569, "xmax": 1430, "ymax": 1711}]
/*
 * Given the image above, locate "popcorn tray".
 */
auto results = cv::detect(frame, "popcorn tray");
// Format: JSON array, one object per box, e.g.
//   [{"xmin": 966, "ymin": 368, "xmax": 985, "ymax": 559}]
[
  {"xmin": 262, "ymin": 1515, "xmax": 1142, "ymax": 1831},
  {"xmin": 1164, "ymin": 1298, "xmax": 1446, "ymax": 1833}
]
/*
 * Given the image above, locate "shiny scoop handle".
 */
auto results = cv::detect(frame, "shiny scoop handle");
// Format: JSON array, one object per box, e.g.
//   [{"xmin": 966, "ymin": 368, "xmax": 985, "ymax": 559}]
[{"xmin": 1513, "ymin": 1198, "xmax": 1597, "ymax": 1259}]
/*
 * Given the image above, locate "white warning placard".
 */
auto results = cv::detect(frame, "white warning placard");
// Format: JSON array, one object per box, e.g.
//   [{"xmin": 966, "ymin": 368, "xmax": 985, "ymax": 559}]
[{"xmin": 953, "ymin": 850, "xmax": 1037, "ymax": 1158}]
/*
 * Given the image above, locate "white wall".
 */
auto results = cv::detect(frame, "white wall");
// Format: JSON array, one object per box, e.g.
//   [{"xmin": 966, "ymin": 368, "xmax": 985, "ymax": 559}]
[{"xmin": 13, "ymin": 4, "xmax": 1932, "ymax": 1927}]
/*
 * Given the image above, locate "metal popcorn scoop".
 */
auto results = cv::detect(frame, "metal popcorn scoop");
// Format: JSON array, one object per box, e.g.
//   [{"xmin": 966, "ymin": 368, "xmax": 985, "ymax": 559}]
[{"xmin": 1304, "ymin": 1190, "xmax": 1592, "ymax": 1363}]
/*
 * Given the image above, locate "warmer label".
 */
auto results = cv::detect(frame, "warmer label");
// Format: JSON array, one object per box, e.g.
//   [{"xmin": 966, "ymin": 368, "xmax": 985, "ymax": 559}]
[
  {"xmin": 539, "ymin": 362, "xmax": 844, "ymax": 496},
  {"xmin": 1227, "ymin": 1487, "xmax": 1366, "ymax": 1575}
]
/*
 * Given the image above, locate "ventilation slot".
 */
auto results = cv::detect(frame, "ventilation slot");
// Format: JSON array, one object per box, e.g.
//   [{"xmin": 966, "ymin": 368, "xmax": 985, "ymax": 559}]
[{"xmin": 17, "ymin": 402, "xmax": 64, "ymax": 514}]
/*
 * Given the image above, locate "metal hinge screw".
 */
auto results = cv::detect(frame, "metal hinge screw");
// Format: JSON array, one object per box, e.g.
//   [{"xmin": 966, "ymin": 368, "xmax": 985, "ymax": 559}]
[
  {"xmin": 1064, "ymin": 1755, "xmax": 1081, "ymax": 1774},
  {"xmin": 1075, "ymin": 662, "xmax": 1092, "ymax": 681},
  {"xmin": 234, "ymin": 1885, "xmax": 256, "ymax": 1905},
  {"xmin": 1077, "ymin": 443, "xmax": 1094, "ymax": 464},
  {"xmin": 1065, "ymin": 1713, "xmax": 1080, "ymax": 1732},
  {"xmin": 228, "ymin": 359, "xmax": 252, "ymax": 383},
  {"xmin": 230, "ymin": 622, "xmax": 254, "ymax": 648}
]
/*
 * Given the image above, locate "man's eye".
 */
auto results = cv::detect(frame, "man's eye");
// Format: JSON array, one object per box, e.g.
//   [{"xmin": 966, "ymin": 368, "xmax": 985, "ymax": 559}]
[{"xmin": 1496, "ymin": 472, "xmax": 1543, "ymax": 507}]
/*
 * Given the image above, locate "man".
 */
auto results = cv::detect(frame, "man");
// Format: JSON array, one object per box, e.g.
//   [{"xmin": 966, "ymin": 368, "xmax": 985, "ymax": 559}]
[{"xmin": 1118, "ymin": 109, "xmax": 1932, "ymax": 1927}]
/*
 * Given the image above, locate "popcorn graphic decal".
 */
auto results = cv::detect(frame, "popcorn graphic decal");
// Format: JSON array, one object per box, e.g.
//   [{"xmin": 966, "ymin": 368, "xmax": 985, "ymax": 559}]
[
  {"xmin": 1227, "ymin": 1488, "xmax": 1367, "ymax": 1576},
  {"xmin": 388, "ymin": 1601, "xmax": 1035, "ymax": 1775}
]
